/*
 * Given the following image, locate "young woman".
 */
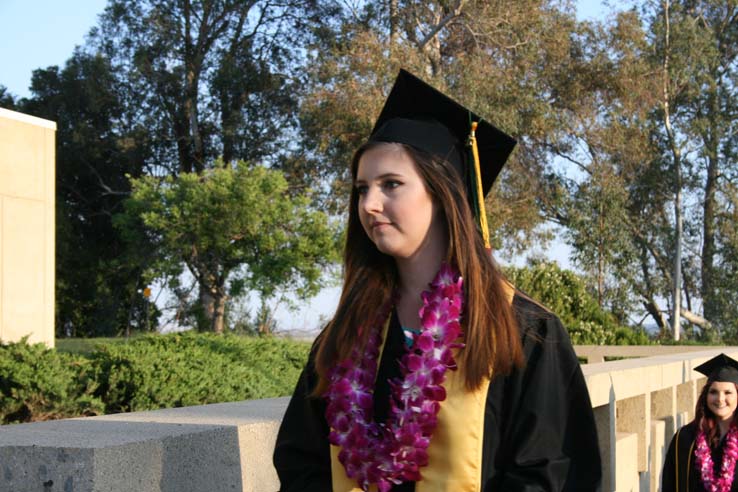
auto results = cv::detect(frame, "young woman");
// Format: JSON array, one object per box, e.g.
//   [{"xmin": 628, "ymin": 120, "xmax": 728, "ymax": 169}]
[
  {"xmin": 273, "ymin": 69, "xmax": 602, "ymax": 492},
  {"xmin": 662, "ymin": 353, "xmax": 738, "ymax": 492}
]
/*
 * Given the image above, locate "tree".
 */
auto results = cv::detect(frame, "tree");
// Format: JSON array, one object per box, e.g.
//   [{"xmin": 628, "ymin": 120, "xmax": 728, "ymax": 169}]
[
  {"xmin": 0, "ymin": 86, "xmax": 17, "ymax": 109},
  {"xmin": 294, "ymin": 0, "xmax": 581, "ymax": 252},
  {"xmin": 122, "ymin": 161, "xmax": 340, "ymax": 333},
  {"xmin": 90, "ymin": 0, "xmax": 330, "ymax": 175},
  {"xmin": 645, "ymin": 0, "xmax": 738, "ymax": 338},
  {"xmin": 505, "ymin": 261, "xmax": 648, "ymax": 345},
  {"xmin": 86, "ymin": 0, "xmax": 337, "ymax": 324},
  {"xmin": 20, "ymin": 52, "xmax": 154, "ymax": 336},
  {"xmin": 536, "ymin": 1, "xmax": 738, "ymax": 340},
  {"xmin": 535, "ymin": 9, "xmax": 678, "ymax": 331}
]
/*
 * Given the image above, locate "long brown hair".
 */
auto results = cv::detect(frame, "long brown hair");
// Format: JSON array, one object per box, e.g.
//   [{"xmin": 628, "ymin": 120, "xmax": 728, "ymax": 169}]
[
  {"xmin": 313, "ymin": 142, "xmax": 524, "ymax": 394},
  {"xmin": 695, "ymin": 379, "xmax": 738, "ymax": 448}
]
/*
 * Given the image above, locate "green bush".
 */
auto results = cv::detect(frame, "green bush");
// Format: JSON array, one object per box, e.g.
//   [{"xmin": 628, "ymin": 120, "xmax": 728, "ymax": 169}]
[
  {"xmin": 1, "ymin": 333, "xmax": 311, "ymax": 423},
  {"xmin": 89, "ymin": 333, "xmax": 311, "ymax": 413},
  {"xmin": 0, "ymin": 339, "xmax": 103, "ymax": 424},
  {"xmin": 505, "ymin": 261, "xmax": 649, "ymax": 345}
]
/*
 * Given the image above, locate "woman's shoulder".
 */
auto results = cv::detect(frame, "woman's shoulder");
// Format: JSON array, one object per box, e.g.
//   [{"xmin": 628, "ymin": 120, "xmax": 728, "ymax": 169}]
[
  {"xmin": 669, "ymin": 421, "xmax": 698, "ymax": 446},
  {"xmin": 511, "ymin": 291, "xmax": 568, "ymax": 341},
  {"xmin": 678, "ymin": 421, "xmax": 698, "ymax": 439}
]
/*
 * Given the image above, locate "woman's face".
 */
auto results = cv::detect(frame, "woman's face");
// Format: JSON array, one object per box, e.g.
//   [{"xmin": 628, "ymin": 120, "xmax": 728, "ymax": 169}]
[
  {"xmin": 355, "ymin": 144, "xmax": 443, "ymax": 259},
  {"xmin": 707, "ymin": 381, "xmax": 738, "ymax": 421}
]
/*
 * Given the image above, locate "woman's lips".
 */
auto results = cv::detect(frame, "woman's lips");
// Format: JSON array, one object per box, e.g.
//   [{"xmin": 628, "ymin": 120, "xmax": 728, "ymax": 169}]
[{"xmin": 372, "ymin": 221, "xmax": 391, "ymax": 230}]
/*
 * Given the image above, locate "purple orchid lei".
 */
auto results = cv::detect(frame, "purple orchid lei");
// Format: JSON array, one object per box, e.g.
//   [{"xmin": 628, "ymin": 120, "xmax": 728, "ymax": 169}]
[
  {"xmin": 324, "ymin": 263, "xmax": 464, "ymax": 492},
  {"xmin": 695, "ymin": 424, "xmax": 738, "ymax": 492}
]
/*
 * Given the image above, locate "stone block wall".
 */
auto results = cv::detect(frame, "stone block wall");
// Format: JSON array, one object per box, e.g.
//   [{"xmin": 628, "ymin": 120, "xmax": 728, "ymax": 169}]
[{"xmin": 0, "ymin": 108, "xmax": 55, "ymax": 347}]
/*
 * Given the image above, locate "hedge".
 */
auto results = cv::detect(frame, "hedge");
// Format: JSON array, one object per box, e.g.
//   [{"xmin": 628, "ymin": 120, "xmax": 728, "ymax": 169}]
[{"xmin": 0, "ymin": 333, "xmax": 310, "ymax": 424}]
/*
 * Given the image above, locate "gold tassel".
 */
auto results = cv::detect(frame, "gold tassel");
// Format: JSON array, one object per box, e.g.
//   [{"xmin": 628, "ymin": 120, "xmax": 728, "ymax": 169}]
[{"xmin": 469, "ymin": 122, "xmax": 490, "ymax": 250}]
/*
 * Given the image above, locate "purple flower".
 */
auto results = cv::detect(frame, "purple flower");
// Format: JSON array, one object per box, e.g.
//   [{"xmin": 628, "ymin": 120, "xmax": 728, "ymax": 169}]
[{"xmin": 324, "ymin": 262, "xmax": 464, "ymax": 491}]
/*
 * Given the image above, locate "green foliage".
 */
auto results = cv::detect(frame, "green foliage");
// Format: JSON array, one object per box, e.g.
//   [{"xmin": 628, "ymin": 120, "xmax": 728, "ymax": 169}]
[
  {"xmin": 89, "ymin": 333, "xmax": 310, "ymax": 413},
  {"xmin": 92, "ymin": 0, "xmax": 330, "ymax": 174},
  {"xmin": 296, "ymin": 0, "xmax": 576, "ymax": 246},
  {"xmin": 0, "ymin": 339, "xmax": 103, "ymax": 424},
  {"xmin": 56, "ymin": 337, "xmax": 131, "ymax": 356},
  {"xmin": 120, "ymin": 161, "xmax": 340, "ymax": 332},
  {"xmin": 505, "ymin": 261, "xmax": 648, "ymax": 345},
  {"xmin": 1, "ymin": 334, "xmax": 310, "ymax": 423},
  {"xmin": 0, "ymin": 85, "xmax": 16, "ymax": 109}
]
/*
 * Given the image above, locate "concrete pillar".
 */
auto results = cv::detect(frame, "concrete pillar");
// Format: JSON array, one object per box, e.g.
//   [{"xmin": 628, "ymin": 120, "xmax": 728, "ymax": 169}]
[
  {"xmin": 594, "ymin": 403, "xmax": 615, "ymax": 492},
  {"xmin": 676, "ymin": 380, "xmax": 698, "ymax": 422},
  {"xmin": 617, "ymin": 394, "xmax": 649, "ymax": 472},
  {"xmin": 651, "ymin": 387, "xmax": 676, "ymax": 451},
  {"xmin": 615, "ymin": 432, "xmax": 639, "ymax": 492},
  {"xmin": 650, "ymin": 419, "xmax": 667, "ymax": 492}
]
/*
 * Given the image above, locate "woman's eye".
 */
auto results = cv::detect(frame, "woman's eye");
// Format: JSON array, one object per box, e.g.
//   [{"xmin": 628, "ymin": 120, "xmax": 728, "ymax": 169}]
[
  {"xmin": 384, "ymin": 180, "xmax": 401, "ymax": 190},
  {"xmin": 355, "ymin": 184, "xmax": 368, "ymax": 195}
]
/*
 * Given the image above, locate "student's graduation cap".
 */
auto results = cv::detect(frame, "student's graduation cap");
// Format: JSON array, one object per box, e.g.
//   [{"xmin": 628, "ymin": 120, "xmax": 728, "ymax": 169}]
[
  {"xmin": 695, "ymin": 353, "xmax": 738, "ymax": 384},
  {"xmin": 367, "ymin": 69, "xmax": 516, "ymax": 248}
]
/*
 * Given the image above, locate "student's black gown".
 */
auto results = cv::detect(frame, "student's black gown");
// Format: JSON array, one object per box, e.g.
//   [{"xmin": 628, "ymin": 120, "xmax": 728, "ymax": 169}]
[
  {"xmin": 273, "ymin": 294, "xmax": 602, "ymax": 491},
  {"xmin": 662, "ymin": 422, "xmax": 738, "ymax": 492}
]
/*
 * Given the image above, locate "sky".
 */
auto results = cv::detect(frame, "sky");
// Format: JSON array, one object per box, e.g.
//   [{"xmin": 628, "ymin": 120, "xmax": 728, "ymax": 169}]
[
  {"xmin": 0, "ymin": 0, "xmax": 612, "ymax": 334},
  {"xmin": 0, "ymin": 0, "xmax": 108, "ymax": 98}
]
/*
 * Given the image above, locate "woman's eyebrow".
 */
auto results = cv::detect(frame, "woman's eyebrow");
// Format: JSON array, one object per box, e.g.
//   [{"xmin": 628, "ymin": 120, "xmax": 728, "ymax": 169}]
[{"xmin": 355, "ymin": 172, "xmax": 405, "ymax": 183}]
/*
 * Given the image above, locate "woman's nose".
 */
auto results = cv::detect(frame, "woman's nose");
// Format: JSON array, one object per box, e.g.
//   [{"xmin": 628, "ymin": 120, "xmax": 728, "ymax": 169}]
[{"xmin": 362, "ymin": 186, "xmax": 382, "ymax": 214}]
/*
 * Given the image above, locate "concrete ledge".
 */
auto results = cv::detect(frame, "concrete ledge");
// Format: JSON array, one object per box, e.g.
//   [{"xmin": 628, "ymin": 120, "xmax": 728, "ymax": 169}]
[
  {"xmin": 0, "ymin": 398, "xmax": 289, "ymax": 492},
  {"xmin": 3, "ymin": 349, "xmax": 738, "ymax": 492},
  {"xmin": 574, "ymin": 344, "xmax": 726, "ymax": 364}
]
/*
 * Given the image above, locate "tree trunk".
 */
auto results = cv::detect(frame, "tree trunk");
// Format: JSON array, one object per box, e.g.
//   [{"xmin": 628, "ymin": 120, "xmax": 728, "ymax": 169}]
[
  {"xmin": 672, "ymin": 179, "xmax": 683, "ymax": 340},
  {"xmin": 389, "ymin": 0, "xmax": 399, "ymax": 48},
  {"xmin": 199, "ymin": 287, "xmax": 215, "ymax": 331},
  {"xmin": 211, "ymin": 290, "xmax": 227, "ymax": 334},
  {"xmin": 680, "ymin": 308, "xmax": 713, "ymax": 332},
  {"xmin": 701, "ymin": 78, "xmax": 719, "ymax": 323},
  {"xmin": 643, "ymin": 298, "xmax": 668, "ymax": 333},
  {"xmin": 662, "ymin": 0, "xmax": 682, "ymax": 340},
  {"xmin": 597, "ymin": 200, "xmax": 604, "ymax": 307}
]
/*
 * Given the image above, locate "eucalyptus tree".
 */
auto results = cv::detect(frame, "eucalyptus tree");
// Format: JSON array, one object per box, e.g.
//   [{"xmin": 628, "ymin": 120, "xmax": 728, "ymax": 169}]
[
  {"xmin": 646, "ymin": 0, "xmax": 738, "ymax": 337},
  {"xmin": 90, "ymin": 0, "xmax": 330, "ymax": 176},
  {"xmin": 541, "ymin": 1, "xmax": 738, "ymax": 339},
  {"xmin": 296, "ymin": 0, "xmax": 581, "ymax": 251}
]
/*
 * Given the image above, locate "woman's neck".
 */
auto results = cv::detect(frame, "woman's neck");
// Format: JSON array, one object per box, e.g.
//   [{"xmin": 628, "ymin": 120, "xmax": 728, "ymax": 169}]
[
  {"xmin": 394, "ymin": 236, "xmax": 446, "ymax": 329},
  {"xmin": 395, "ymin": 243, "xmax": 445, "ymax": 299}
]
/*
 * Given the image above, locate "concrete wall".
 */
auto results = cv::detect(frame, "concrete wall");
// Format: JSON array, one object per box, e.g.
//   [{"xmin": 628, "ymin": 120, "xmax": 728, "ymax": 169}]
[
  {"xmin": 2, "ymin": 348, "xmax": 737, "ymax": 491},
  {"xmin": 575, "ymin": 344, "xmax": 727, "ymax": 363},
  {"xmin": 0, "ymin": 399, "xmax": 286, "ymax": 492},
  {"xmin": 0, "ymin": 108, "xmax": 56, "ymax": 347}
]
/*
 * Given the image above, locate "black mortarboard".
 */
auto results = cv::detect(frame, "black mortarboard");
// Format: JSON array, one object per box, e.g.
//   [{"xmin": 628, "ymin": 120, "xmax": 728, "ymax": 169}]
[
  {"xmin": 368, "ymin": 69, "xmax": 516, "ymax": 198},
  {"xmin": 695, "ymin": 353, "xmax": 738, "ymax": 384}
]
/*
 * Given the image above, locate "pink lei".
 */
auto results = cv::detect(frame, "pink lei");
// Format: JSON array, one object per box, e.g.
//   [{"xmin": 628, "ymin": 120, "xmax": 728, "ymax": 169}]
[
  {"xmin": 324, "ymin": 263, "xmax": 464, "ymax": 492},
  {"xmin": 695, "ymin": 424, "xmax": 738, "ymax": 492}
]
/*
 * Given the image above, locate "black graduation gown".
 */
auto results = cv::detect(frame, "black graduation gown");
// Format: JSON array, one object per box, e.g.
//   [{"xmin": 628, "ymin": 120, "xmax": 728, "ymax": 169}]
[
  {"xmin": 662, "ymin": 422, "xmax": 738, "ymax": 492},
  {"xmin": 273, "ymin": 294, "xmax": 602, "ymax": 491}
]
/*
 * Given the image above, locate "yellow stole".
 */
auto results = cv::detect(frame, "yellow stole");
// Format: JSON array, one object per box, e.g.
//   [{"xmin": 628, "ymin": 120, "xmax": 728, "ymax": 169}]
[{"xmin": 330, "ymin": 283, "xmax": 515, "ymax": 491}]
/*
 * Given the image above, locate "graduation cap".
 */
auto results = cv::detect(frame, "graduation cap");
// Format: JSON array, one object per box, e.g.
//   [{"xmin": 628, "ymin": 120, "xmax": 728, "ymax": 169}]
[
  {"xmin": 695, "ymin": 353, "xmax": 738, "ymax": 384},
  {"xmin": 367, "ymin": 69, "xmax": 516, "ymax": 249}
]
